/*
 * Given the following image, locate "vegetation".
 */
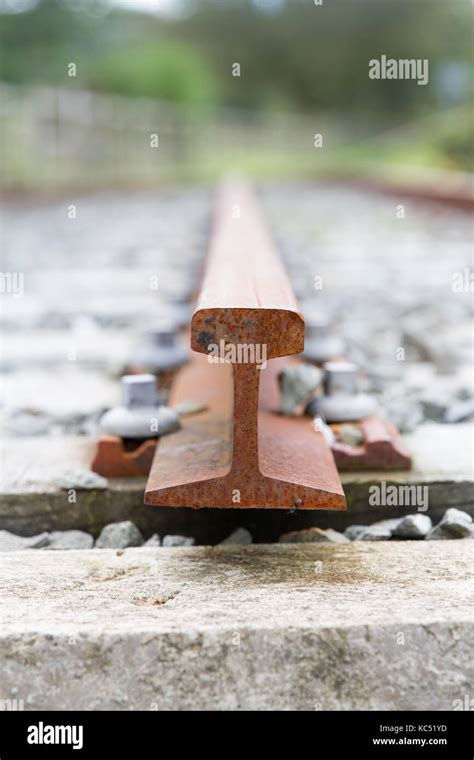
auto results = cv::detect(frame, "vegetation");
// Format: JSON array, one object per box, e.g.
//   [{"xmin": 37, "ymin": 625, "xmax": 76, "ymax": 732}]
[
  {"xmin": 1, "ymin": 0, "xmax": 472, "ymax": 118},
  {"xmin": 0, "ymin": 0, "xmax": 472, "ymax": 183}
]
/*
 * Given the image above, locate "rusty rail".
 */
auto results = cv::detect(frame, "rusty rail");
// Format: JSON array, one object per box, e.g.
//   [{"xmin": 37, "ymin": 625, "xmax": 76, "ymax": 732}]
[
  {"xmin": 337, "ymin": 171, "xmax": 474, "ymax": 212},
  {"xmin": 145, "ymin": 181, "xmax": 346, "ymax": 510}
]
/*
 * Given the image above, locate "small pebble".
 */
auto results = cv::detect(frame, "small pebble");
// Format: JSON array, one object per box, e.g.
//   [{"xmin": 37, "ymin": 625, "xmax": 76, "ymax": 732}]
[
  {"xmin": 344, "ymin": 519, "xmax": 401, "ymax": 541},
  {"xmin": 383, "ymin": 399, "xmax": 424, "ymax": 434},
  {"xmin": 344, "ymin": 525, "xmax": 367, "ymax": 541},
  {"xmin": 0, "ymin": 530, "xmax": 50, "ymax": 552},
  {"xmin": 279, "ymin": 527, "xmax": 349, "ymax": 544},
  {"xmin": 427, "ymin": 508, "xmax": 473, "ymax": 540},
  {"xmin": 220, "ymin": 528, "xmax": 252, "ymax": 545},
  {"xmin": 336, "ymin": 424, "xmax": 364, "ymax": 447},
  {"xmin": 95, "ymin": 521, "xmax": 144, "ymax": 549},
  {"xmin": 144, "ymin": 534, "xmax": 162, "ymax": 547},
  {"xmin": 392, "ymin": 514, "xmax": 432, "ymax": 539},
  {"xmin": 444, "ymin": 399, "xmax": 474, "ymax": 424},
  {"xmin": 351, "ymin": 525, "xmax": 392, "ymax": 541},
  {"xmin": 53, "ymin": 469, "xmax": 108, "ymax": 490},
  {"xmin": 162, "ymin": 535, "xmax": 195, "ymax": 547},
  {"xmin": 42, "ymin": 530, "xmax": 94, "ymax": 550},
  {"xmin": 278, "ymin": 364, "xmax": 323, "ymax": 416}
]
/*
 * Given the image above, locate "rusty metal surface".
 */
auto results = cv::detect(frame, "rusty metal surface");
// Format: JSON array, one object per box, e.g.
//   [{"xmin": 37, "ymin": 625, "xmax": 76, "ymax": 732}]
[
  {"xmin": 337, "ymin": 175, "xmax": 474, "ymax": 212},
  {"xmin": 145, "ymin": 355, "xmax": 345, "ymax": 509},
  {"xmin": 92, "ymin": 436, "xmax": 157, "ymax": 477},
  {"xmin": 191, "ymin": 180, "xmax": 304, "ymax": 359},
  {"xmin": 331, "ymin": 417, "xmax": 412, "ymax": 471},
  {"xmin": 145, "ymin": 180, "xmax": 346, "ymax": 510}
]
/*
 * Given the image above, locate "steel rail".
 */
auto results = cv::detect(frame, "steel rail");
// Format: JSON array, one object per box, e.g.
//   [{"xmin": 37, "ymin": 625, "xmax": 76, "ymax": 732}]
[{"xmin": 145, "ymin": 181, "xmax": 346, "ymax": 510}]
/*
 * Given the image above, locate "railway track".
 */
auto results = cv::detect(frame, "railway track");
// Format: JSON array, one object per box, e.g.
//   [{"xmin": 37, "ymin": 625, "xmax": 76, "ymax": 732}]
[
  {"xmin": 4, "ymin": 176, "xmax": 468, "ymax": 511},
  {"xmin": 141, "ymin": 180, "xmax": 416, "ymax": 510},
  {"xmin": 336, "ymin": 169, "xmax": 474, "ymax": 211},
  {"xmin": 145, "ymin": 181, "xmax": 346, "ymax": 511},
  {"xmin": 90, "ymin": 180, "xmax": 421, "ymax": 506}
]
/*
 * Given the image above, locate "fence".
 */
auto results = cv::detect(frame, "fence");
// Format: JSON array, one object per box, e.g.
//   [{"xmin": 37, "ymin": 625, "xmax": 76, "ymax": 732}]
[{"xmin": 0, "ymin": 83, "xmax": 335, "ymax": 191}]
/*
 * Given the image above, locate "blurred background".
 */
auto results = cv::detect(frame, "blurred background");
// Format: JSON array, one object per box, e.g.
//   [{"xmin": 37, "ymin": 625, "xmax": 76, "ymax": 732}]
[
  {"xmin": 0, "ymin": 0, "xmax": 473, "ymax": 192},
  {"xmin": 0, "ymin": 0, "xmax": 472, "ymax": 544}
]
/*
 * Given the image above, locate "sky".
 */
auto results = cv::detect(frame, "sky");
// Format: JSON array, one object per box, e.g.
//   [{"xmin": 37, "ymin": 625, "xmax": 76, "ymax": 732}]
[
  {"xmin": 112, "ymin": 0, "xmax": 287, "ymax": 16},
  {"xmin": 0, "ymin": 0, "xmax": 288, "ymax": 15},
  {"xmin": 0, "ymin": 0, "xmax": 187, "ymax": 16},
  {"xmin": 112, "ymin": 0, "xmax": 182, "ymax": 14}
]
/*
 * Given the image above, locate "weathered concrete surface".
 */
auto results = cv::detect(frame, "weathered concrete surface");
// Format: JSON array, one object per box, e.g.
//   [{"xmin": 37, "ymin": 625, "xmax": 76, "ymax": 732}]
[
  {"xmin": 0, "ymin": 542, "xmax": 472, "ymax": 710},
  {"xmin": 0, "ymin": 423, "xmax": 472, "ymax": 542}
]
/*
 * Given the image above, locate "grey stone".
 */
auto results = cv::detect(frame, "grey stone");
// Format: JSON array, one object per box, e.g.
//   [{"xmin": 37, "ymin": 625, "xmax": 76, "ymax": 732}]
[
  {"xmin": 278, "ymin": 364, "xmax": 323, "ymax": 416},
  {"xmin": 444, "ymin": 399, "xmax": 474, "ymax": 424},
  {"xmin": 52, "ymin": 469, "xmax": 108, "ymax": 490},
  {"xmin": 95, "ymin": 521, "xmax": 144, "ymax": 549},
  {"xmin": 0, "ymin": 543, "xmax": 472, "ymax": 710},
  {"xmin": 392, "ymin": 514, "xmax": 433, "ymax": 539},
  {"xmin": 352, "ymin": 526, "xmax": 392, "ymax": 541},
  {"xmin": 427, "ymin": 523, "xmax": 471, "ymax": 541},
  {"xmin": 383, "ymin": 399, "xmax": 424, "ymax": 434},
  {"xmin": 346, "ymin": 519, "xmax": 402, "ymax": 541},
  {"xmin": 144, "ymin": 534, "xmax": 161, "ymax": 547},
  {"xmin": 220, "ymin": 528, "xmax": 253, "ymax": 545},
  {"xmin": 344, "ymin": 525, "xmax": 367, "ymax": 541},
  {"xmin": 4, "ymin": 410, "xmax": 52, "ymax": 437},
  {"xmin": 336, "ymin": 424, "xmax": 364, "ymax": 447},
  {"xmin": 427, "ymin": 508, "xmax": 473, "ymax": 540},
  {"xmin": 26, "ymin": 533, "xmax": 52, "ymax": 548},
  {"xmin": 305, "ymin": 397, "xmax": 320, "ymax": 417},
  {"xmin": 443, "ymin": 508, "xmax": 473, "ymax": 526},
  {"xmin": 162, "ymin": 535, "xmax": 196, "ymax": 547},
  {"xmin": 402, "ymin": 325, "xmax": 459, "ymax": 374},
  {"xmin": 43, "ymin": 530, "xmax": 94, "ymax": 550},
  {"xmin": 420, "ymin": 395, "xmax": 450, "ymax": 422},
  {"xmin": 279, "ymin": 527, "xmax": 350, "ymax": 544},
  {"xmin": 0, "ymin": 530, "xmax": 50, "ymax": 552}
]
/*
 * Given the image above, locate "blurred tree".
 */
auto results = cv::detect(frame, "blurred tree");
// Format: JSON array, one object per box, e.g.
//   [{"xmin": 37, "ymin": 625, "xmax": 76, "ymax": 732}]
[
  {"xmin": 0, "ymin": 0, "xmax": 472, "ymax": 121},
  {"xmin": 176, "ymin": 0, "xmax": 473, "ymax": 118},
  {"xmin": 435, "ymin": 111, "xmax": 474, "ymax": 169},
  {"xmin": 0, "ymin": 0, "xmax": 103, "ymax": 82},
  {"xmin": 89, "ymin": 42, "xmax": 216, "ymax": 108}
]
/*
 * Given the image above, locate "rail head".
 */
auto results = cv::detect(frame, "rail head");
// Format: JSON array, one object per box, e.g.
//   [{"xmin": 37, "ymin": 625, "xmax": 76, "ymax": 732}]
[{"xmin": 191, "ymin": 180, "xmax": 304, "ymax": 359}]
